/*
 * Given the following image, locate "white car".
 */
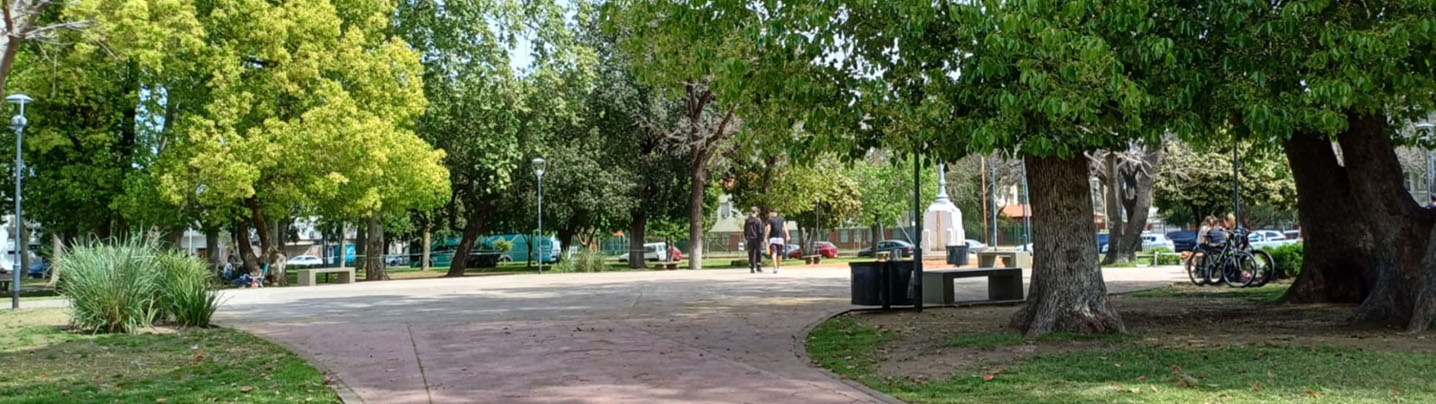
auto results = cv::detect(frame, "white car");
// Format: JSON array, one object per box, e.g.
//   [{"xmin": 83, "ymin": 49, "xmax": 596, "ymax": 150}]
[
  {"xmin": 1248, "ymin": 230, "xmax": 1298, "ymax": 249},
  {"xmin": 1141, "ymin": 233, "xmax": 1176, "ymax": 251},
  {"xmin": 963, "ymin": 239, "xmax": 987, "ymax": 251},
  {"xmin": 617, "ymin": 243, "xmax": 675, "ymax": 262},
  {"xmin": 287, "ymin": 255, "xmax": 322, "ymax": 267}
]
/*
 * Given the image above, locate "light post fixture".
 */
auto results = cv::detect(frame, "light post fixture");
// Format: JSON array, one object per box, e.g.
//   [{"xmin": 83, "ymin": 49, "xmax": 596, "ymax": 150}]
[
  {"xmin": 7, "ymin": 93, "xmax": 31, "ymax": 310},
  {"xmin": 1419, "ymin": 122, "xmax": 1435, "ymax": 204},
  {"xmin": 532, "ymin": 157, "xmax": 546, "ymax": 273}
]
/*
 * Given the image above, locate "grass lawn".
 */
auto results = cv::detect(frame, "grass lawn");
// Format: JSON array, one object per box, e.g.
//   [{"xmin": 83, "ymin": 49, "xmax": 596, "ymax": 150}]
[
  {"xmin": 0, "ymin": 308, "xmax": 339, "ymax": 403},
  {"xmin": 808, "ymin": 282, "xmax": 1436, "ymax": 403}
]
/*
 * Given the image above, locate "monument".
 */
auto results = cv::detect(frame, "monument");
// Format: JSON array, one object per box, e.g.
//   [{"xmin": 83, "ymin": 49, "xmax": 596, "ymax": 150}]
[{"xmin": 923, "ymin": 163, "xmax": 964, "ymax": 256}]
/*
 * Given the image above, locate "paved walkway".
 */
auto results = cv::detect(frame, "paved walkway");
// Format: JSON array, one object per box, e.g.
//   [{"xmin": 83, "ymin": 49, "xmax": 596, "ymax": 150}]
[{"xmin": 214, "ymin": 265, "xmax": 1186, "ymax": 404}]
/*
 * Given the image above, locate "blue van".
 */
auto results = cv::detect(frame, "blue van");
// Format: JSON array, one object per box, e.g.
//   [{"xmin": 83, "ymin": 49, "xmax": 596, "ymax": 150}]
[{"xmin": 412, "ymin": 234, "xmax": 561, "ymax": 268}]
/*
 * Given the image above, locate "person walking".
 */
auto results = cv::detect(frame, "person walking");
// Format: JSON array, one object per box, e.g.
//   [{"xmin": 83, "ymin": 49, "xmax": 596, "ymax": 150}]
[
  {"xmin": 743, "ymin": 207, "xmax": 766, "ymax": 273},
  {"xmin": 765, "ymin": 210, "xmax": 790, "ymax": 274}
]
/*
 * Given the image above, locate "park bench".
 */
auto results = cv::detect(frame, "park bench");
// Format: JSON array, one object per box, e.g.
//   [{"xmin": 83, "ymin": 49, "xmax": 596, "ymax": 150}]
[
  {"xmin": 921, "ymin": 267, "xmax": 1024, "ymax": 305},
  {"xmin": 977, "ymin": 251, "xmax": 1032, "ymax": 268},
  {"xmin": 297, "ymin": 267, "xmax": 355, "ymax": 286},
  {"xmin": 804, "ymin": 255, "xmax": 822, "ymax": 265},
  {"xmin": 657, "ymin": 261, "xmax": 680, "ymax": 270}
]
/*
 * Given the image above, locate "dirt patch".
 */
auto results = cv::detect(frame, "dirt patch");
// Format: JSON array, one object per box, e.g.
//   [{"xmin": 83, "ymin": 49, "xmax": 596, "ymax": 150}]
[{"xmin": 841, "ymin": 282, "xmax": 1436, "ymax": 382}]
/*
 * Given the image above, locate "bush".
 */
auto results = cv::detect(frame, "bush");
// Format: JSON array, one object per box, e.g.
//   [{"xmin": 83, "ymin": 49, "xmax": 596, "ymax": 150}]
[
  {"xmin": 59, "ymin": 236, "xmax": 222, "ymax": 333},
  {"xmin": 1143, "ymin": 247, "xmax": 1182, "ymax": 265},
  {"xmin": 494, "ymin": 239, "xmax": 513, "ymax": 253},
  {"xmin": 1261, "ymin": 243, "xmax": 1304, "ymax": 279},
  {"xmin": 59, "ymin": 238, "xmax": 163, "ymax": 333},
  {"xmin": 553, "ymin": 249, "xmax": 609, "ymax": 273},
  {"xmin": 156, "ymin": 251, "xmax": 222, "ymax": 327}
]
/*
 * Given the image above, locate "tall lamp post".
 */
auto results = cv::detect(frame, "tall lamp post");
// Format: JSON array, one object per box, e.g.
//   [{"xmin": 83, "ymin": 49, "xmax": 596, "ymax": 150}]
[
  {"xmin": 8, "ymin": 93, "xmax": 31, "ymax": 310},
  {"xmin": 533, "ymin": 157, "xmax": 546, "ymax": 274}
]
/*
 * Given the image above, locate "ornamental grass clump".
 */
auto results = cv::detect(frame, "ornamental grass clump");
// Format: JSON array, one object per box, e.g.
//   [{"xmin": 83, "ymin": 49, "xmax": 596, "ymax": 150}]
[
  {"xmin": 156, "ymin": 251, "xmax": 221, "ymax": 327},
  {"xmin": 59, "ymin": 238, "xmax": 162, "ymax": 333},
  {"xmin": 60, "ymin": 236, "xmax": 223, "ymax": 333}
]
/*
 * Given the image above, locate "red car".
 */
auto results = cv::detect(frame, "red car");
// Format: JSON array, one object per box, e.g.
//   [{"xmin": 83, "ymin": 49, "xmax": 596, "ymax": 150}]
[{"xmin": 786, "ymin": 242, "xmax": 839, "ymax": 259}]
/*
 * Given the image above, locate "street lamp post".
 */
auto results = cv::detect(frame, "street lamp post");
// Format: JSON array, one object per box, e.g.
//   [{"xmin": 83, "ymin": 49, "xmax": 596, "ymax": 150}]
[
  {"xmin": 8, "ymin": 94, "xmax": 31, "ymax": 310},
  {"xmin": 533, "ymin": 157, "xmax": 546, "ymax": 274}
]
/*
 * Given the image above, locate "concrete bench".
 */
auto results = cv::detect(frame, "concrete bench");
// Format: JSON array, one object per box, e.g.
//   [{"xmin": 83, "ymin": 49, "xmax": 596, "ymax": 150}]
[
  {"xmin": 297, "ymin": 267, "xmax": 355, "ymax": 286},
  {"xmin": 804, "ymin": 255, "xmax": 822, "ymax": 265},
  {"xmin": 922, "ymin": 267, "xmax": 1024, "ymax": 305},
  {"xmin": 657, "ymin": 261, "xmax": 680, "ymax": 270},
  {"xmin": 977, "ymin": 251, "xmax": 1032, "ymax": 268}
]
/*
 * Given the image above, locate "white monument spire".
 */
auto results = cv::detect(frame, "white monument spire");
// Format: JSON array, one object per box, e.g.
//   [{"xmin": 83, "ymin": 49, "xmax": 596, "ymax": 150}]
[{"xmin": 923, "ymin": 162, "xmax": 964, "ymax": 253}]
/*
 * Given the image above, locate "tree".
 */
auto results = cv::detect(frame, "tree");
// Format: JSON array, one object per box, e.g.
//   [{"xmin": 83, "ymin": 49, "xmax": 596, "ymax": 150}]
[
  {"xmin": 726, "ymin": 154, "xmax": 862, "ymax": 254},
  {"xmin": 151, "ymin": 0, "xmax": 433, "ymax": 285},
  {"xmin": 844, "ymin": 153, "xmax": 937, "ymax": 248},
  {"xmin": 0, "ymin": 0, "xmax": 90, "ymax": 96},
  {"xmin": 607, "ymin": 0, "xmax": 1194, "ymax": 336},
  {"xmin": 1153, "ymin": 141, "xmax": 1297, "ymax": 228},
  {"xmin": 1169, "ymin": 0, "xmax": 1436, "ymax": 330},
  {"xmin": 605, "ymin": 5, "xmax": 747, "ymax": 270},
  {"xmin": 1092, "ymin": 144, "xmax": 1164, "ymax": 265}
]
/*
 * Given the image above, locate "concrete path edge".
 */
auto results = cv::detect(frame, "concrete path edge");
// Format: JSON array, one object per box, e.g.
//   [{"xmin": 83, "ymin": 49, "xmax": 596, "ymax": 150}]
[
  {"xmin": 219, "ymin": 322, "xmax": 365, "ymax": 404},
  {"xmin": 791, "ymin": 308, "xmax": 908, "ymax": 404}
]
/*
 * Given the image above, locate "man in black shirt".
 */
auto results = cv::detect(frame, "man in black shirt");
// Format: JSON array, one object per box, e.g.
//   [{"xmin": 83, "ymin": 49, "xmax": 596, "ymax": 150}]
[
  {"xmin": 765, "ymin": 210, "xmax": 790, "ymax": 274},
  {"xmin": 743, "ymin": 207, "xmax": 766, "ymax": 273}
]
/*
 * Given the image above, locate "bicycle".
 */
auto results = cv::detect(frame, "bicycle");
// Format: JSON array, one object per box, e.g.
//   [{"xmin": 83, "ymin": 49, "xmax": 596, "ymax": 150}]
[{"xmin": 1187, "ymin": 228, "xmax": 1270, "ymax": 288}]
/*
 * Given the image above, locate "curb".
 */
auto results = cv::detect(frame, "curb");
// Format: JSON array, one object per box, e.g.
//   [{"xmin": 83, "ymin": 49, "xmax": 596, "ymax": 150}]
[
  {"xmin": 792, "ymin": 308, "xmax": 908, "ymax": 404},
  {"xmin": 216, "ymin": 322, "xmax": 365, "ymax": 404}
]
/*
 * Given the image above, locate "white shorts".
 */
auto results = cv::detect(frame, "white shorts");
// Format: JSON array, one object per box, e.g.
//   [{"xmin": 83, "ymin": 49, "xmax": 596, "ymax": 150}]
[{"xmin": 769, "ymin": 238, "xmax": 784, "ymax": 246}]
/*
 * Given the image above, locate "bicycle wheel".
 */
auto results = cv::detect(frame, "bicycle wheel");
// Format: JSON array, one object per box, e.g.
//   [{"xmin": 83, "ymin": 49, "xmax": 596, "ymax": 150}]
[
  {"xmin": 1199, "ymin": 252, "xmax": 1221, "ymax": 286},
  {"xmin": 1223, "ymin": 252, "xmax": 1258, "ymax": 288},
  {"xmin": 1248, "ymin": 250, "xmax": 1275, "ymax": 287},
  {"xmin": 1186, "ymin": 252, "xmax": 1207, "ymax": 286}
]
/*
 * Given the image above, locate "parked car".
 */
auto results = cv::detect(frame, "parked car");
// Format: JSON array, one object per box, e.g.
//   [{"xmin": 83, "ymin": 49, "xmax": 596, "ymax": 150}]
[
  {"xmin": 1141, "ymin": 232, "xmax": 1176, "ymax": 251},
  {"xmin": 287, "ymin": 255, "xmax": 322, "ymax": 268},
  {"xmin": 1167, "ymin": 231, "xmax": 1198, "ymax": 252},
  {"xmin": 617, "ymin": 242, "xmax": 682, "ymax": 262},
  {"xmin": 856, "ymin": 240, "xmax": 914, "ymax": 258},
  {"xmin": 785, "ymin": 241, "xmax": 839, "ymax": 259},
  {"xmin": 964, "ymin": 239, "xmax": 987, "ymax": 251},
  {"xmin": 1249, "ymin": 229, "xmax": 1299, "ymax": 249},
  {"xmin": 26, "ymin": 261, "xmax": 50, "ymax": 279}
]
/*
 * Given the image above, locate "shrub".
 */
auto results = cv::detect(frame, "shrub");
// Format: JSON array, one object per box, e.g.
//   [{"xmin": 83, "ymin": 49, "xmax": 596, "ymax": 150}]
[
  {"xmin": 156, "ymin": 251, "xmax": 222, "ymax": 327},
  {"xmin": 1143, "ymin": 248, "xmax": 1182, "ymax": 265},
  {"xmin": 494, "ymin": 239, "xmax": 513, "ymax": 253},
  {"xmin": 1261, "ymin": 243, "xmax": 1304, "ymax": 279},
  {"xmin": 59, "ymin": 238, "xmax": 163, "ymax": 333},
  {"xmin": 59, "ymin": 236, "xmax": 223, "ymax": 333},
  {"xmin": 554, "ymin": 249, "xmax": 609, "ymax": 273}
]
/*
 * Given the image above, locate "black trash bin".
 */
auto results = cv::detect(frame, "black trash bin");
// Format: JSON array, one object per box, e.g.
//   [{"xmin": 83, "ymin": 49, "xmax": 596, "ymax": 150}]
[
  {"xmin": 850, "ymin": 260, "xmax": 916, "ymax": 307},
  {"xmin": 946, "ymin": 245, "xmax": 969, "ymax": 266}
]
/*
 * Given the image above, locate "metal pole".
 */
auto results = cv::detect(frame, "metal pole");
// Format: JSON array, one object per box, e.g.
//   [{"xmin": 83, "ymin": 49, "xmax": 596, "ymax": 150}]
[
  {"xmin": 11, "ymin": 115, "xmax": 22, "ymax": 309},
  {"xmin": 1021, "ymin": 158, "xmax": 1031, "ymax": 251},
  {"xmin": 1232, "ymin": 142, "xmax": 1241, "ymax": 228},
  {"xmin": 912, "ymin": 152, "xmax": 923, "ymax": 312},
  {"xmin": 990, "ymin": 155, "xmax": 998, "ymax": 247},
  {"xmin": 537, "ymin": 175, "xmax": 543, "ymax": 274}
]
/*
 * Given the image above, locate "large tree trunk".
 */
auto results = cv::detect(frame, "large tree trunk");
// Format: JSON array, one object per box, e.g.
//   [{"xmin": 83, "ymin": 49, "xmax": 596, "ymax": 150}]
[
  {"xmin": 234, "ymin": 221, "xmax": 261, "ymax": 276},
  {"xmin": 337, "ymin": 224, "xmax": 348, "ymax": 269},
  {"xmin": 1282, "ymin": 134, "xmax": 1370, "ymax": 303},
  {"xmin": 1010, "ymin": 155, "xmax": 1124, "ymax": 337},
  {"xmin": 45, "ymin": 233, "xmax": 62, "ymax": 287},
  {"xmin": 355, "ymin": 220, "xmax": 368, "ymax": 270},
  {"xmin": 245, "ymin": 198, "xmax": 286, "ymax": 286},
  {"xmin": 1337, "ymin": 113, "xmax": 1433, "ymax": 327},
  {"xmin": 558, "ymin": 227, "xmax": 577, "ymax": 262},
  {"xmin": 204, "ymin": 228, "xmax": 221, "ymax": 272},
  {"xmin": 446, "ymin": 208, "xmax": 486, "ymax": 277},
  {"xmin": 1100, "ymin": 152, "xmax": 1127, "ymax": 265},
  {"xmin": 364, "ymin": 216, "xmax": 387, "ymax": 280},
  {"xmin": 628, "ymin": 210, "xmax": 648, "ymax": 269},
  {"xmin": 687, "ymin": 167, "xmax": 707, "ymax": 269}
]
